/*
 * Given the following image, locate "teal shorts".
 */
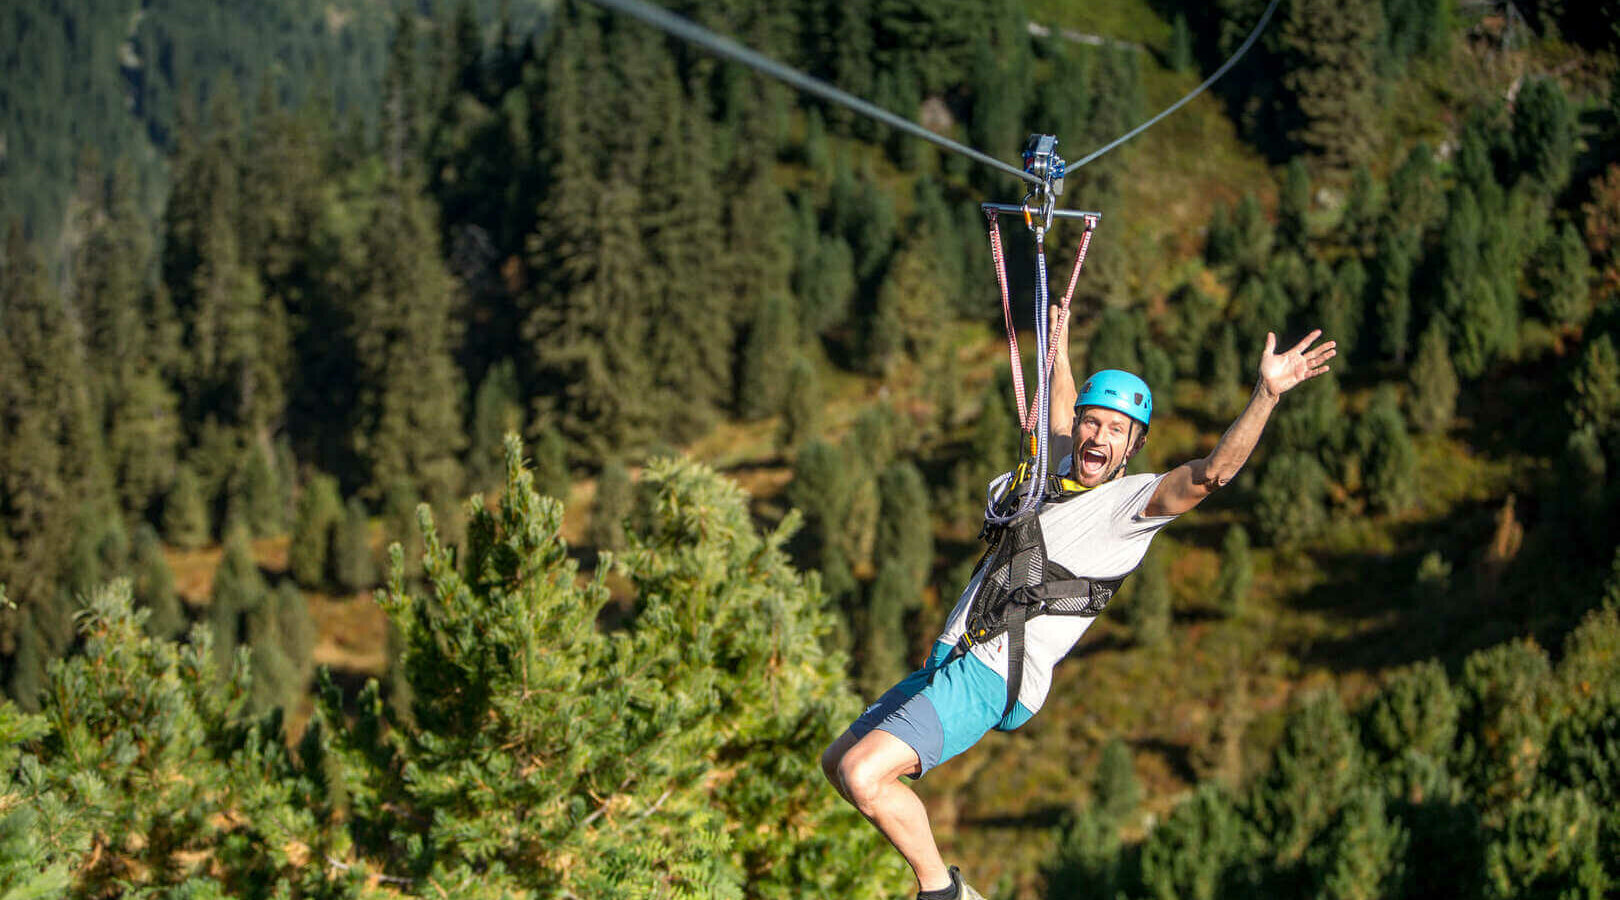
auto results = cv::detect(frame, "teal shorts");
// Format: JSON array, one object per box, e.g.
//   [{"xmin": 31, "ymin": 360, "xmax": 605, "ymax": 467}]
[{"xmin": 849, "ymin": 641, "xmax": 1035, "ymax": 778}]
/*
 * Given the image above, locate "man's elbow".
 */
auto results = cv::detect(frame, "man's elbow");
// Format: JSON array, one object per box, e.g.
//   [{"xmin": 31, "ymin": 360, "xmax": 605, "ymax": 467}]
[{"xmin": 1196, "ymin": 457, "xmax": 1244, "ymax": 491}]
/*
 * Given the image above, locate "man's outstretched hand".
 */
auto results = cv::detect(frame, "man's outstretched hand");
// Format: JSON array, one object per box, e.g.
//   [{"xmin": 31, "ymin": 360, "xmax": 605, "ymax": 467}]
[{"xmin": 1259, "ymin": 329, "xmax": 1336, "ymax": 398}]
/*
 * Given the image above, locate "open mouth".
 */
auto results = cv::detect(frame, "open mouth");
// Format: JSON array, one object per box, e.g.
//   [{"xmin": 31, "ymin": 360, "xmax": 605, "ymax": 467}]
[{"xmin": 1079, "ymin": 446, "xmax": 1109, "ymax": 477}]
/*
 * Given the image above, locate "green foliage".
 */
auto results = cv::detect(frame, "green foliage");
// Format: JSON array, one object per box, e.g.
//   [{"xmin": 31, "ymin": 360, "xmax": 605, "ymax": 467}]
[
  {"xmin": 468, "ymin": 359, "xmax": 524, "ymax": 492},
  {"xmin": 531, "ymin": 427, "xmax": 572, "ymax": 501},
  {"xmin": 1042, "ymin": 805, "xmax": 1122, "ymax": 900},
  {"xmin": 1513, "ymin": 77, "xmax": 1577, "ymax": 197},
  {"xmin": 1409, "ymin": 319, "xmax": 1459, "ymax": 435},
  {"xmin": 779, "ymin": 356, "xmax": 823, "ymax": 450},
  {"xmin": 209, "ymin": 527, "xmax": 268, "ymax": 673},
  {"xmin": 333, "ymin": 498, "xmax": 376, "ymax": 593},
  {"xmin": 1357, "ymin": 385, "xmax": 1419, "ymax": 514},
  {"xmin": 1308, "ymin": 786, "xmax": 1409, "ymax": 900},
  {"xmin": 1280, "ymin": 0, "xmax": 1383, "ymax": 169},
  {"xmin": 131, "ymin": 523, "xmax": 184, "ymax": 640},
  {"xmin": 1536, "ymin": 222, "xmax": 1594, "ymax": 329},
  {"xmin": 1458, "ymin": 640, "xmax": 1555, "ymax": 814},
  {"xmin": 588, "ymin": 460, "xmax": 632, "ymax": 552},
  {"xmin": 741, "ymin": 293, "xmax": 801, "ymax": 418},
  {"xmin": 1255, "ymin": 454, "xmax": 1330, "ymax": 549},
  {"xmin": 1169, "ymin": 13, "xmax": 1193, "ymax": 73},
  {"xmin": 1483, "ymin": 789, "xmax": 1608, "ymax": 899},
  {"xmin": 1374, "ymin": 227, "xmax": 1418, "ymax": 363},
  {"xmin": 164, "ymin": 464, "xmax": 212, "ymax": 550},
  {"xmin": 1278, "ymin": 158, "xmax": 1311, "ymax": 252},
  {"xmin": 288, "ymin": 473, "xmax": 342, "ymax": 590},
  {"xmin": 1138, "ymin": 783, "xmax": 1257, "ymax": 900},
  {"xmin": 1093, "ymin": 738, "xmax": 1142, "ymax": 827},
  {"xmin": 1214, "ymin": 524, "xmax": 1255, "ymax": 619},
  {"xmin": 1571, "ymin": 335, "xmax": 1620, "ymax": 440},
  {"xmin": 1252, "ymin": 690, "xmax": 1364, "ymax": 863},
  {"xmin": 368, "ymin": 436, "xmax": 900, "ymax": 895},
  {"xmin": 1123, "ymin": 542, "xmax": 1171, "ymax": 649}
]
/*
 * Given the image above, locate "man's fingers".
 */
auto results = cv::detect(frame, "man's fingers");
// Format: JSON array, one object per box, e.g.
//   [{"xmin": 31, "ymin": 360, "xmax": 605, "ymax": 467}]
[
  {"xmin": 1265, "ymin": 332, "xmax": 1277, "ymax": 355},
  {"xmin": 1289, "ymin": 329, "xmax": 1324, "ymax": 355}
]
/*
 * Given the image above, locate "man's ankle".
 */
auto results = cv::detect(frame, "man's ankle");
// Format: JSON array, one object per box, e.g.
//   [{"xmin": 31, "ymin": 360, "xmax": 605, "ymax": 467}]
[{"xmin": 916, "ymin": 865, "xmax": 960, "ymax": 900}]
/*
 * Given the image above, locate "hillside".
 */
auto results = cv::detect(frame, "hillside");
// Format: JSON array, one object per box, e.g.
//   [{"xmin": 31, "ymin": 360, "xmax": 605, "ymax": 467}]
[{"xmin": 4, "ymin": 0, "xmax": 1620, "ymax": 896}]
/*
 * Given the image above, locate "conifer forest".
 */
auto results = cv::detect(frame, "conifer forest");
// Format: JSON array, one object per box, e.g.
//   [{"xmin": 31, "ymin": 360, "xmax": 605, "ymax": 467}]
[{"xmin": 5, "ymin": 0, "xmax": 1620, "ymax": 895}]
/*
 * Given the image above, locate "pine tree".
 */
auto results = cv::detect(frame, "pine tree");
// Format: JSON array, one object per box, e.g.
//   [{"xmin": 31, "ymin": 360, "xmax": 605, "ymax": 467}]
[
  {"xmin": 1255, "ymin": 452, "xmax": 1330, "ymax": 547},
  {"xmin": 209, "ymin": 526, "xmax": 268, "ymax": 674},
  {"xmin": 1206, "ymin": 203, "xmax": 1237, "ymax": 268},
  {"xmin": 588, "ymin": 460, "xmax": 632, "ymax": 552},
  {"xmin": 1280, "ymin": 0, "xmax": 1383, "ymax": 169},
  {"xmin": 1341, "ymin": 164, "xmax": 1381, "ymax": 256},
  {"xmin": 0, "ymin": 224, "xmax": 112, "ymax": 653},
  {"xmin": 468, "ymin": 359, "xmax": 524, "ymax": 492},
  {"xmin": 348, "ymin": 184, "xmax": 466, "ymax": 512},
  {"xmin": 1375, "ymin": 227, "xmax": 1418, "ymax": 362},
  {"xmin": 364, "ymin": 437, "xmax": 902, "ymax": 894},
  {"xmin": 1483, "ymin": 790, "xmax": 1606, "ymax": 898},
  {"xmin": 643, "ymin": 59, "xmax": 731, "ymax": 439},
  {"xmin": 232, "ymin": 441, "xmax": 284, "ymax": 538},
  {"xmin": 332, "ymin": 497, "xmax": 375, "ymax": 593},
  {"xmin": 1571, "ymin": 334, "xmax": 1620, "ymax": 441},
  {"xmin": 1535, "ymin": 222, "xmax": 1592, "ymax": 329},
  {"xmin": 1457, "ymin": 640, "xmax": 1554, "ymax": 813},
  {"xmin": 131, "ymin": 524, "xmax": 184, "ymax": 640},
  {"xmin": 163, "ymin": 464, "xmax": 211, "ymax": 550},
  {"xmin": 1138, "ymin": 783, "xmax": 1257, "ymax": 900},
  {"xmin": 531, "ymin": 426, "xmax": 572, "ymax": 501},
  {"xmin": 1214, "ymin": 524, "xmax": 1255, "ymax": 618},
  {"xmin": 1042, "ymin": 805, "xmax": 1123, "ymax": 900},
  {"xmin": 1278, "ymin": 158, "xmax": 1311, "ymax": 252},
  {"xmin": 1308, "ymin": 787, "xmax": 1410, "ymax": 900},
  {"xmin": 740, "ymin": 293, "xmax": 800, "ymax": 418},
  {"xmin": 1357, "ymin": 386, "xmax": 1419, "ymax": 514},
  {"xmin": 1513, "ymin": 76, "xmax": 1577, "ymax": 197},
  {"xmin": 1169, "ymin": 13, "xmax": 1194, "ymax": 73},
  {"xmin": 790, "ymin": 439, "xmax": 858, "ymax": 602},
  {"xmin": 1252, "ymin": 690, "xmax": 1364, "ymax": 863},
  {"xmin": 780, "ymin": 356, "xmax": 823, "ymax": 450},
  {"xmin": 1124, "ymin": 543, "xmax": 1172, "ymax": 649},
  {"xmin": 1409, "ymin": 319, "xmax": 1459, "ymax": 435},
  {"xmin": 1361, "ymin": 659, "xmax": 1459, "ymax": 790},
  {"xmin": 1386, "ymin": 142, "xmax": 1446, "ymax": 235},
  {"xmin": 1232, "ymin": 193, "xmax": 1274, "ymax": 281},
  {"xmin": 288, "ymin": 473, "xmax": 342, "ymax": 590},
  {"xmin": 1094, "ymin": 738, "xmax": 1143, "ymax": 827}
]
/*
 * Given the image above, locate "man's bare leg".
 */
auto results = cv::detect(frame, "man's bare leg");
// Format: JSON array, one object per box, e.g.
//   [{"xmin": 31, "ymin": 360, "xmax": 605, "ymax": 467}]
[{"xmin": 821, "ymin": 729, "xmax": 952, "ymax": 893}]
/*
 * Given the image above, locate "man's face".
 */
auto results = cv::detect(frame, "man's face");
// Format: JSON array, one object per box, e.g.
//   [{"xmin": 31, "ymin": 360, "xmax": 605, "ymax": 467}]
[{"xmin": 1072, "ymin": 406, "xmax": 1142, "ymax": 487}]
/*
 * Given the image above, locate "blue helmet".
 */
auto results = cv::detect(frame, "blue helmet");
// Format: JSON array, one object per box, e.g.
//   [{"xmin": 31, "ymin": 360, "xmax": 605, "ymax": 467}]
[{"xmin": 1076, "ymin": 369, "xmax": 1152, "ymax": 430}]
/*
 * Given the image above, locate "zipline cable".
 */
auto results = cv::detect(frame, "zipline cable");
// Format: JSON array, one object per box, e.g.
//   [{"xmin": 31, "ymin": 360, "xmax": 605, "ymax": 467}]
[
  {"xmin": 1067, "ymin": 0, "xmax": 1283, "ymax": 170},
  {"xmin": 583, "ymin": 0, "xmax": 1282, "ymax": 179},
  {"xmin": 584, "ymin": 0, "xmax": 1040, "ymax": 188}
]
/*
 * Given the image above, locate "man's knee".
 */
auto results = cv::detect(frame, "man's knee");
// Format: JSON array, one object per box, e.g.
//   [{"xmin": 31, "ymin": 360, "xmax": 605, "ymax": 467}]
[{"xmin": 837, "ymin": 753, "xmax": 881, "ymax": 811}]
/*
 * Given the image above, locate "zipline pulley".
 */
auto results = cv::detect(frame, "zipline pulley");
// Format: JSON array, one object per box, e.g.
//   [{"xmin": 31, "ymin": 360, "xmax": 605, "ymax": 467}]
[{"xmin": 1020, "ymin": 134, "xmax": 1065, "ymax": 231}]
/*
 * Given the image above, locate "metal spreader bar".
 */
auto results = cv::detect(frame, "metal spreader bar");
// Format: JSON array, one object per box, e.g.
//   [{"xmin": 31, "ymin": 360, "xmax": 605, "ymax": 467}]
[{"xmin": 982, "ymin": 204, "xmax": 1103, "ymax": 223}]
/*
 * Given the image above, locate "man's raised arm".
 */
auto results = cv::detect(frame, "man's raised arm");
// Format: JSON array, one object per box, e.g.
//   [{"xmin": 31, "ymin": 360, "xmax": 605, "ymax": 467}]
[
  {"xmin": 1143, "ymin": 329, "xmax": 1336, "ymax": 518},
  {"xmin": 1049, "ymin": 304, "xmax": 1078, "ymax": 456}
]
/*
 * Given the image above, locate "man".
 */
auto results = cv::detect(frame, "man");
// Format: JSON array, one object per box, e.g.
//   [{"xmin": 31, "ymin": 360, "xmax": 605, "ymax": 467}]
[{"xmin": 819, "ymin": 309, "xmax": 1336, "ymax": 900}]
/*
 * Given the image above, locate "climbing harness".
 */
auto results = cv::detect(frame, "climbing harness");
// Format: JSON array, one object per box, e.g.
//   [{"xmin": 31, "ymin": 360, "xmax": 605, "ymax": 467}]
[{"xmin": 949, "ymin": 490, "xmax": 1125, "ymax": 721}]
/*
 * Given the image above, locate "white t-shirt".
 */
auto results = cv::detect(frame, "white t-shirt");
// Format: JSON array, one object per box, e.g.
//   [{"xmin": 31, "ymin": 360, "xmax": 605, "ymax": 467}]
[{"xmin": 935, "ymin": 471, "xmax": 1177, "ymax": 717}]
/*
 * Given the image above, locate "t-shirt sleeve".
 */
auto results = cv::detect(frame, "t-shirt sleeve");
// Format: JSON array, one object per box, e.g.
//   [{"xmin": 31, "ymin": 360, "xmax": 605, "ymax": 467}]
[{"xmin": 1112, "ymin": 473, "xmax": 1178, "ymax": 538}]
